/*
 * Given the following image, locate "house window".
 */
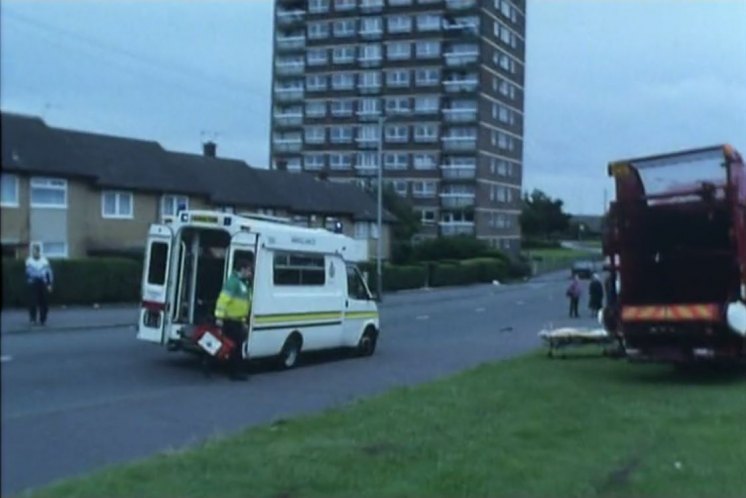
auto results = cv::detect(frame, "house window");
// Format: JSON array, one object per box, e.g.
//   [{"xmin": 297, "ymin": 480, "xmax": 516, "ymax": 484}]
[
  {"xmin": 385, "ymin": 124, "xmax": 409, "ymax": 143},
  {"xmin": 304, "ymin": 154, "xmax": 325, "ymax": 170},
  {"xmin": 415, "ymin": 68, "xmax": 440, "ymax": 86},
  {"xmin": 333, "ymin": 19, "xmax": 357, "ymax": 37},
  {"xmin": 40, "ymin": 241, "xmax": 68, "ymax": 259},
  {"xmin": 330, "ymin": 126, "xmax": 354, "ymax": 143},
  {"xmin": 387, "ymin": 15, "xmax": 412, "ymax": 33},
  {"xmin": 414, "ymin": 124, "xmax": 438, "ymax": 142},
  {"xmin": 330, "ymin": 153, "xmax": 353, "ymax": 170},
  {"xmin": 307, "ymin": 48, "xmax": 328, "ymax": 66},
  {"xmin": 308, "ymin": 21, "xmax": 329, "ymax": 39},
  {"xmin": 414, "ymin": 153, "xmax": 438, "ymax": 170},
  {"xmin": 331, "ymin": 100, "xmax": 355, "ymax": 117},
  {"xmin": 387, "ymin": 42, "xmax": 411, "ymax": 60},
  {"xmin": 412, "ymin": 180, "xmax": 437, "ymax": 198},
  {"xmin": 306, "ymin": 74, "xmax": 328, "ymax": 92},
  {"xmin": 385, "ymin": 96, "xmax": 410, "ymax": 114},
  {"xmin": 359, "ymin": 43, "xmax": 383, "ymax": 62},
  {"xmin": 161, "ymin": 194, "xmax": 189, "ymax": 217},
  {"xmin": 101, "ymin": 191, "xmax": 133, "ymax": 219},
  {"xmin": 309, "ymin": 0, "xmax": 330, "ymax": 12},
  {"xmin": 358, "ymin": 98, "xmax": 381, "ymax": 116},
  {"xmin": 305, "ymin": 126, "xmax": 326, "ymax": 144},
  {"xmin": 306, "ymin": 101, "xmax": 327, "ymax": 117},
  {"xmin": 332, "ymin": 73, "xmax": 355, "ymax": 90},
  {"xmin": 332, "ymin": 46, "xmax": 356, "ymax": 64},
  {"xmin": 357, "ymin": 151, "xmax": 379, "ymax": 170},
  {"xmin": 414, "ymin": 96, "xmax": 439, "ymax": 114},
  {"xmin": 30, "ymin": 177, "xmax": 67, "ymax": 208},
  {"xmin": 386, "ymin": 69, "xmax": 410, "ymax": 87},
  {"xmin": 415, "ymin": 40, "xmax": 441, "ymax": 58},
  {"xmin": 416, "ymin": 13, "xmax": 441, "ymax": 31},
  {"xmin": 357, "ymin": 124, "xmax": 379, "ymax": 143},
  {"xmin": 393, "ymin": 180, "xmax": 408, "ymax": 196},
  {"xmin": 0, "ymin": 173, "xmax": 19, "ymax": 207},
  {"xmin": 354, "ymin": 222, "xmax": 370, "ymax": 239},
  {"xmin": 360, "ymin": 17, "xmax": 383, "ymax": 36},
  {"xmin": 419, "ymin": 208, "xmax": 436, "ymax": 225},
  {"xmin": 358, "ymin": 71, "xmax": 382, "ymax": 89},
  {"xmin": 334, "ymin": 0, "xmax": 356, "ymax": 11},
  {"xmin": 384, "ymin": 153, "xmax": 408, "ymax": 170}
]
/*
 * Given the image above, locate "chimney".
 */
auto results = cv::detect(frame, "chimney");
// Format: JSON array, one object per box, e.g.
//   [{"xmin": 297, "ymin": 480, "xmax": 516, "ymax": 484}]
[{"xmin": 202, "ymin": 141, "xmax": 217, "ymax": 158}]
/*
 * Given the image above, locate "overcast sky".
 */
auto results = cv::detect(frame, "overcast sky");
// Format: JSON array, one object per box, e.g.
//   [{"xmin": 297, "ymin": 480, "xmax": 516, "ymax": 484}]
[{"xmin": 2, "ymin": 0, "xmax": 745, "ymax": 214}]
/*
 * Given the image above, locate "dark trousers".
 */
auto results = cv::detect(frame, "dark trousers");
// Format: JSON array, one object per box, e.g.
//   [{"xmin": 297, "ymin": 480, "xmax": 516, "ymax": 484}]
[
  {"xmin": 28, "ymin": 280, "xmax": 49, "ymax": 324},
  {"xmin": 569, "ymin": 297, "xmax": 579, "ymax": 318},
  {"xmin": 222, "ymin": 320, "xmax": 248, "ymax": 374}
]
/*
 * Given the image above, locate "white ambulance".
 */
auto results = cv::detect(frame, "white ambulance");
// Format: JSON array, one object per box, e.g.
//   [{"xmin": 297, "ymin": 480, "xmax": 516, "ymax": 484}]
[{"xmin": 136, "ymin": 210, "xmax": 380, "ymax": 368}]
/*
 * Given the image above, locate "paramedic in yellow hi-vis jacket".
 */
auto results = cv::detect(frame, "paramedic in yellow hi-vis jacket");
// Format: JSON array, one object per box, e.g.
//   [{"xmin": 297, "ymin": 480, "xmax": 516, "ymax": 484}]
[{"xmin": 214, "ymin": 258, "xmax": 253, "ymax": 381}]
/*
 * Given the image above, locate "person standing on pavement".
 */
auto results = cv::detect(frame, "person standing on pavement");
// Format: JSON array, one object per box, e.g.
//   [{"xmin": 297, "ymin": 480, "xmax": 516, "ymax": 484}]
[
  {"xmin": 588, "ymin": 273, "xmax": 604, "ymax": 316},
  {"xmin": 566, "ymin": 275, "xmax": 582, "ymax": 318},
  {"xmin": 25, "ymin": 244, "xmax": 53, "ymax": 326},
  {"xmin": 214, "ymin": 258, "xmax": 253, "ymax": 381}
]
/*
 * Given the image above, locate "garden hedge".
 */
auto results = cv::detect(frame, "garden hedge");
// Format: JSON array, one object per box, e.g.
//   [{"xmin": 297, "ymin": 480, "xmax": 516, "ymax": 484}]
[{"xmin": 2, "ymin": 258, "xmax": 142, "ymax": 307}]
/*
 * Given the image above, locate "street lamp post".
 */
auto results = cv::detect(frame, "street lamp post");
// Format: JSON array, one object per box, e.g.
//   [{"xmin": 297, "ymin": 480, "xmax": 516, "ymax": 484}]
[{"xmin": 376, "ymin": 115, "xmax": 385, "ymax": 299}]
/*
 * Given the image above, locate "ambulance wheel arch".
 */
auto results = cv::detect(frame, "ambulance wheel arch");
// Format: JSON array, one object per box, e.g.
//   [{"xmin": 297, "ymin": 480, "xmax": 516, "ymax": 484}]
[{"xmin": 278, "ymin": 331, "xmax": 303, "ymax": 369}]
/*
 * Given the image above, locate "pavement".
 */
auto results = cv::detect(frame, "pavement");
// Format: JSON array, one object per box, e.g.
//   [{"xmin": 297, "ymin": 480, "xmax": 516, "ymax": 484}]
[{"xmin": 1, "ymin": 305, "xmax": 139, "ymax": 334}]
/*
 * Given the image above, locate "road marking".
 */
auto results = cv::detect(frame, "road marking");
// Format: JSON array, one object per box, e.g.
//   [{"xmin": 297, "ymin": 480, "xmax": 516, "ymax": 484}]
[
  {"xmin": 516, "ymin": 301, "xmax": 525, "ymax": 305},
  {"xmin": 416, "ymin": 315, "xmax": 430, "ymax": 320},
  {"xmin": 0, "ymin": 355, "xmax": 12, "ymax": 363},
  {"xmin": 475, "ymin": 307, "xmax": 485, "ymax": 312}
]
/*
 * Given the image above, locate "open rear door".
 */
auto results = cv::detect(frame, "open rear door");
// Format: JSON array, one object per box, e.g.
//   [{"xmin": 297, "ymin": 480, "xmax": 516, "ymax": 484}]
[{"xmin": 137, "ymin": 224, "xmax": 173, "ymax": 343}]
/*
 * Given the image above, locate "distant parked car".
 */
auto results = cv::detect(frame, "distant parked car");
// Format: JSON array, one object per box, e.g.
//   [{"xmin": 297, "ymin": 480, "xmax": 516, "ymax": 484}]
[{"xmin": 571, "ymin": 260, "xmax": 594, "ymax": 279}]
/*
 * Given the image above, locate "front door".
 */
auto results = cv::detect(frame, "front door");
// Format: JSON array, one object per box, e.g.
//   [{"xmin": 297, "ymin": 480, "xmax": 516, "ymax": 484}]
[{"xmin": 343, "ymin": 264, "xmax": 377, "ymax": 346}]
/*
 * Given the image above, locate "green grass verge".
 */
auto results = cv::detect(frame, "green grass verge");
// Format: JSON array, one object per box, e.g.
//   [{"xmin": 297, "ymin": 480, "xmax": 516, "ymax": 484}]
[{"xmin": 30, "ymin": 352, "xmax": 746, "ymax": 498}]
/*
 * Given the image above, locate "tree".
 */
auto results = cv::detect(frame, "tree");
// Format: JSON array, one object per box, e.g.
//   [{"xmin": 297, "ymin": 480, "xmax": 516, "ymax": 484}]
[
  {"xmin": 367, "ymin": 184, "xmax": 420, "ymax": 264},
  {"xmin": 519, "ymin": 189, "xmax": 571, "ymax": 240}
]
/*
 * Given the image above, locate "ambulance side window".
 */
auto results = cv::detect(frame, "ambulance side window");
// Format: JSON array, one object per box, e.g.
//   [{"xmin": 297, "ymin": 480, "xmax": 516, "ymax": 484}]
[{"xmin": 147, "ymin": 242, "xmax": 168, "ymax": 285}]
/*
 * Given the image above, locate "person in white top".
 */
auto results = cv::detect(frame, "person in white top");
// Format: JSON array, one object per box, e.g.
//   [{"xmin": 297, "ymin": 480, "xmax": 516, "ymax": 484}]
[{"xmin": 25, "ymin": 245, "xmax": 54, "ymax": 326}]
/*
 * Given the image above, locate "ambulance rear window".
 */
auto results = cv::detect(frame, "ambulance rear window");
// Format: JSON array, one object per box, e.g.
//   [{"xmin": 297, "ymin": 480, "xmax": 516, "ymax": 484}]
[{"xmin": 147, "ymin": 242, "xmax": 168, "ymax": 285}]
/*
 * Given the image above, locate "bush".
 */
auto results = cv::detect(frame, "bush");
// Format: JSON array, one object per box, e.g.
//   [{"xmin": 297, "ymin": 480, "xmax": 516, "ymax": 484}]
[
  {"xmin": 2, "ymin": 258, "xmax": 142, "ymax": 307},
  {"xmin": 430, "ymin": 262, "xmax": 479, "ymax": 287},
  {"xmin": 358, "ymin": 262, "xmax": 427, "ymax": 294},
  {"xmin": 461, "ymin": 258, "xmax": 510, "ymax": 283},
  {"xmin": 522, "ymin": 238, "xmax": 561, "ymax": 249},
  {"xmin": 412, "ymin": 236, "xmax": 490, "ymax": 262}
]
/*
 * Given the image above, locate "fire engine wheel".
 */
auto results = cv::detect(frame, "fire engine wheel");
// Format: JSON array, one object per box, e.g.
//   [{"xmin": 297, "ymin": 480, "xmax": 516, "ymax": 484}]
[
  {"xmin": 279, "ymin": 333, "xmax": 302, "ymax": 369},
  {"xmin": 357, "ymin": 327, "xmax": 378, "ymax": 357}
]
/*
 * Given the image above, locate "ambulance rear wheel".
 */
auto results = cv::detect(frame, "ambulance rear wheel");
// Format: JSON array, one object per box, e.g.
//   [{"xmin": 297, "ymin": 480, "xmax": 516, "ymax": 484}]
[{"xmin": 279, "ymin": 333, "xmax": 302, "ymax": 369}]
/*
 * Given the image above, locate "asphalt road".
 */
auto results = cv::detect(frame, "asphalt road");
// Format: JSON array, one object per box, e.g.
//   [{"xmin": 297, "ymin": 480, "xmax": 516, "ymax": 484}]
[{"xmin": 1, "ymin": 271, "xmax": 599, "ymax": 495}]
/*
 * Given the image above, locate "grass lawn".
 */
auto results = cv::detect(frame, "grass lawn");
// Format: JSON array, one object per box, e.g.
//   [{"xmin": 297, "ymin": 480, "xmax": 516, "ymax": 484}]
[{"xmin": 30, "ymin": 351, "xmax": 746, "ymax": 498}]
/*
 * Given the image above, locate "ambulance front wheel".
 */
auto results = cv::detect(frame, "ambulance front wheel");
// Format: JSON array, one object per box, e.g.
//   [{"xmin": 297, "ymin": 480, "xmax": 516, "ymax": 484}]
[
  {"xmin": 279, "ymin": 333, "xmax": 302, "ymax": 369},
  {"xmin": 357, "ymin": 327, "xmax": 378, "ymax": 357}
]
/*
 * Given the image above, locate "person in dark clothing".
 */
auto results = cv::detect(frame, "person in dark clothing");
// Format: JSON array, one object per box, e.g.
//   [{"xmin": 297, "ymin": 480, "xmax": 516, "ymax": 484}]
[
  {"xmin": 25, "ymin": 245, "xmax": 54, "ymax": 326},
  {"xmin": 566, "ymin": 276, "xmax": 582, "ymax": 318},
  {"xmin": 605, "ymin": 272, "xmax": 618, "ymax": 307},
  {"xmin": 588, "ymin": 273, "xmax": 604, "ymax": 316}
]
